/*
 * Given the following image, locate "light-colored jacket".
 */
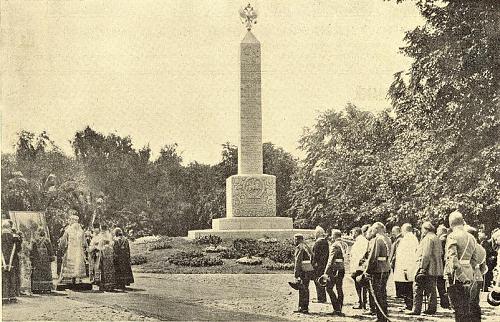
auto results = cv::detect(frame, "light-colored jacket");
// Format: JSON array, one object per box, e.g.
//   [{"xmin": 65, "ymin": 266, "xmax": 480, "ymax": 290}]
[
  {"xmin": 350, "ymin": 234, "xmax": 369, "ymax": 272},
  {"xmin": 393, "ymin": 232, "xmax": 419, "ymax": 282},
  {"xmin": 444, "ymin": 227, "xmax": 480, "ymax": 283}
]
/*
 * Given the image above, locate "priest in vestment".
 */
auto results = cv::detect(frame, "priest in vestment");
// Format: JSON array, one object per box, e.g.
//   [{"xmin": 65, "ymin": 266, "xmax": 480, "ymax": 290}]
[{"xmin": 58, "ymin": 214, "xmax": 87, "ymax": 284}]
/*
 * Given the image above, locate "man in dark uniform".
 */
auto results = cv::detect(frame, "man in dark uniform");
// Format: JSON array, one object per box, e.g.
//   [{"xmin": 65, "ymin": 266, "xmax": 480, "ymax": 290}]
[
  {"xmin": 445, "ymin": 211, "xmax": 481, "ymax": 322},
  {"xmin": 293, "ymin": 234, "xmax": 313, "ymax": 314},
  {"xmin": 312, "ymin": 226, "xmax": 329, "ymax": 303},
  {"xmin": 436, "ymin": 225, "xmax": 451, "ymax": 309},
  {"xmin": 322, "ymin": 229, "xmax": 345, "ymax": 316},
  {"xmin": 409, "ymin": 221, "xmax": 443, "ymax": 315},
  {"xmin": 482, "ymin": 228, "xmax": 498, "ymax": 292},
  {"xmin": 364, "ymin": 222, "xmax": 392, "ymax": 322}
]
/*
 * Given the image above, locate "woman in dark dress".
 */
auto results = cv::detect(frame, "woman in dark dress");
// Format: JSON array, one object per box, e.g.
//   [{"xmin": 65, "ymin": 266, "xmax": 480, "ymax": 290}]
[
  {"xmin": 99, "ymin": 238, "xmax": 116, "ymax": 291},
  {"xmin": 113, "ymin": 228, "xmax": 134, "ymax": 290},
  {"xmin": 30, "ymin": 229, "xmax": 54, "ymax": 293}
]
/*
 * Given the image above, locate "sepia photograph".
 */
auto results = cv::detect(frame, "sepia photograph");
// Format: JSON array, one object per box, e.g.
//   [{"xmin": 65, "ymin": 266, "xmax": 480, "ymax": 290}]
[{"xmin": 1, "ymin": 0, "xmax": 499, "ymax": 321}]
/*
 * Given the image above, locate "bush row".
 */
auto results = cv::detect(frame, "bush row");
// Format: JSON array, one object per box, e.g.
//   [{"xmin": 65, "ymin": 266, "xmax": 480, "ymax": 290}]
[
  {"xmin": 167, "ymin": 250, "xmax": 223, "ymax": 267},
  {"xmin": 219, "ymin": 238, "xmax": 295, "ymax": 263}
]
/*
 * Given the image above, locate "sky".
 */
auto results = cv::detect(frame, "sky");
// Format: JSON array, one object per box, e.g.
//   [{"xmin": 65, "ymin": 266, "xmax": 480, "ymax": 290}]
[{"xmin": 1, "ymin": 0, "xmax": 423, "ymax": 165}]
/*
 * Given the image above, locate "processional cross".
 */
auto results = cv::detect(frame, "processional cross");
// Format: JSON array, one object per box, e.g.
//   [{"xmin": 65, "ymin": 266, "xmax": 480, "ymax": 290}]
[{"xmin": 239, "ymin": 3, "xmax": 258, "ymax": 31}]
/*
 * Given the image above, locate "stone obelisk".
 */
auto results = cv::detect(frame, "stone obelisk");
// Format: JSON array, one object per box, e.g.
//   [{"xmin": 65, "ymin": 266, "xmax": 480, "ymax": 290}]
[
  {"xmin": 187, "ymin": 4, "xmax": 313, "ymax": 239},
  {"xmin": 226, "ymin": 4, "xmax": 275, "ymax": 218}
]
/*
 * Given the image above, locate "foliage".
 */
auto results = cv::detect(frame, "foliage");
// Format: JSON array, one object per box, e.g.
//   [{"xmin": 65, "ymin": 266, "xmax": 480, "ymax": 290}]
[
  {"xmin": 167, "ymin": 251, "xmax": 223, "ymax": 267},
  {"xmin": 194, "ymin": 235, "xmax": 223, "ymax": 246},
  {"xmin": 147, "ymin": 240, "xmax": 173, "ymax": 251},
  {"xmin": 262, "ymin": 262, "xmax": 294, "ymax": 271},
  {"xmin": 258, "ymin": 239, "xmax": 295, "ymax": 264},
  {"xmin": 219, "ymin": 246, "xmax": 243, "ymax": 259},
  {"xmin": 289, "ymin": 0, "xmax": 500, "ymax": 232},
  {"xmin": 232, "ymin": 238, "xmax": 260, "ymax": 257},
  {"xmin": 130, "ymin": 254, "xmax": 148, "ymax": 265}
]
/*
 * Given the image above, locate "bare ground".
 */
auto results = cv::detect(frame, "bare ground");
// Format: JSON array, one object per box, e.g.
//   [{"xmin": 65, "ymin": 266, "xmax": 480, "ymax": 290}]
[{"xmin": 3, "ymin": 272, "xmax": 499, "ymax": 321}]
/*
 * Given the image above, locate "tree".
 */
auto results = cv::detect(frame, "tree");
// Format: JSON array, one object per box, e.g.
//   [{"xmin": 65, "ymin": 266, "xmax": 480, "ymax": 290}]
[
  {"xmin": 289, "ymin": 104, "xmax": 398, "ymax": 231},
  {"xmin": 388, "ymin": 0, "xmax": 500, "ymax": 228}
]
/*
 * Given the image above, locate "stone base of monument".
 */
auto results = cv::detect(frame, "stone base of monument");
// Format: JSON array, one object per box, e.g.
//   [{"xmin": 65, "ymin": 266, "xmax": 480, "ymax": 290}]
[{"xmin": 187, "ymin": 217, "xmax": 315, "ymax": 240}]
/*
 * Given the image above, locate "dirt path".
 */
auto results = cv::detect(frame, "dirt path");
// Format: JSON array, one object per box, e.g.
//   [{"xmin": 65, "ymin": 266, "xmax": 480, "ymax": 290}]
[{"xmin": 3, "ymin": 273, "xmax": 499, "ymax": 321}]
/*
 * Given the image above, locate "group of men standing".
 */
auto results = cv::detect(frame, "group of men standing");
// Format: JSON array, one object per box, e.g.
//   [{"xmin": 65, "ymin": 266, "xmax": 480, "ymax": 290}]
[{"xmin": 293, "ymin": 210, "xmax": 499, "ymax": 322}]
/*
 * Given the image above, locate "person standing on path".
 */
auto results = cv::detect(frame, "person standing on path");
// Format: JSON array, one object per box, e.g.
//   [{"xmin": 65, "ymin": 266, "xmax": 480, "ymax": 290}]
[
  {"xmin": 2, "ymin": 220, "xmax": 22, "ymax": 302},
  {"xmin": 323, "ymin": 229, "xmax": 346, "ymax": 317},
  {"xmin": 350, "ymin": 226, "xmax": 369, "ymax": 310},
  {"xmin": 364, "ymin": 222, "xmax": 392, "ymax": 322},
  {"xmin": 437, "ymin": 225, "xmax": 451, "ymax": 309},
  {"xmin": 113, "ymin": 228, "xmax": 134, "ymax": 290},
  {"xmin": 408, "ymin": 221, "xmax": 443, "ymax": 316},
  {"xmin": 30, "ymin": 229, "xmax": 54, "ymax": 293},
  {"xmin": 393, "ymin": 223, "xmax": 419, "ymax": 311},
  {"xmin": 293, "ymin": 234, "xmax": 313, "ymax": 314},
  {"xmin": 445, "ymin": 211, "xmax": 481, "ymax": 322},
  {"xmin": 311, "ymin": 226, "xmax": 329, "ymax": 303}
]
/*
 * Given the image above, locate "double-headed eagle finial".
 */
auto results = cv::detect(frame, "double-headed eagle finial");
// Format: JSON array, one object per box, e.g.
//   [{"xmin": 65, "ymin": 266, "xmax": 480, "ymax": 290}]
[{"xmin": 239, "ymin": 3, "xmax": 258, "ymax": 31}]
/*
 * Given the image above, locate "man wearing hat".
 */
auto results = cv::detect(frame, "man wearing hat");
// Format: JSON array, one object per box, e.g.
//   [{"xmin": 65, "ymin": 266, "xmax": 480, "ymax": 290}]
[
  {"xmin": 409, "ymin": 221, "xmax": 443, "ymax": 315},
  {"xmin": 445, "ymin": 211, "xmax": 482, "ymax": 322},
  {"xmin": 293, "ymin": 234, "xmax": 313, "ymax": 314},
  {"xmin": 312, "ymin": 226, "xmax": 329, "ymax": 303},
  {"xmin": 322, "ymin": 229, "xmax": 346, "ymax": 316}
]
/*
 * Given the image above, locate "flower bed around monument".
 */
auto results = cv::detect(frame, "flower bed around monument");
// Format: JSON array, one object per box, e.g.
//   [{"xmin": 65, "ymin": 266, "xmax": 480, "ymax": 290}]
[{"xmin": 130, "ymin": 236, "xmax": 298, "ymax": 274}]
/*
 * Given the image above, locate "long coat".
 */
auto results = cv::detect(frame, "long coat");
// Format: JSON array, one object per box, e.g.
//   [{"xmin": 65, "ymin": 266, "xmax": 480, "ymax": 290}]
[
  {"xmin": 113, "ymin": 236, "xmax": 134, "ymax": 286},
  {"xmin": 416, "ymin": 232, "xmax": 443, "ymax": 276},
  {"xmin": 312, "ymin": 238, "xmax": 329, "ymax": 278},
  {"xmin": 350, "ymin": 235, "xmax": 368, "ymax": 273},
  {"xmin": 394, "ymin": 233, "xmax": 419, "ymax": 282}
]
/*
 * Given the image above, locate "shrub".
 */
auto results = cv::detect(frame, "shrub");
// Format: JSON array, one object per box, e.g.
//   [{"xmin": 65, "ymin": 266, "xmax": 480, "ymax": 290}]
[
  {"xmin": 167, "ymin": 251, "xmax": 223, "ymax": 267},
  {"xmin": 147, "ymin": 240, "xmax": 173, "ymax": 251},
  {"xmin": 204, "ymin": 245, "xmax": 228, "ymax": 253},
  {"xmin": 262, "ymin": 240, "xmax": 295, "ymax": 263},
  {"xmin": 219, "ymin": 246, "xmax": 243, "ymax": 259},
  {"xmin": 130, "ymin": 254, "xmax": 148, "ymax": 265},
  {"xmin": 194, "ymin": 235, "xmax": 223, "ymax": 246},
  {"xmin": 232, "ymin": 238, "xmax": 259, "ymax": 257},
  {"xmin": 262, "ymin": 262, "xmax": 294, "ymax": 271}
]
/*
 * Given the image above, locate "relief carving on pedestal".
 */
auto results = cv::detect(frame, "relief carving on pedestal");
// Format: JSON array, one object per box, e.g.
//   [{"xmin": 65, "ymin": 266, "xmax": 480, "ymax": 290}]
[{"xmin": 230, "ymin": 176, "xmax": 276, "ymax": 217}]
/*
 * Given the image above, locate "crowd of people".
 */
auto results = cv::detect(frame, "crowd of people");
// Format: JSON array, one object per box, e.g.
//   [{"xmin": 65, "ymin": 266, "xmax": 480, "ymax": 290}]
[
  {"xmin": 292, "ymin": 211, "xmax": 500, "ymax": 322},
  {"xmin": 2, "ymin": 210, "xmax": 134, "ymax": 303}
]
